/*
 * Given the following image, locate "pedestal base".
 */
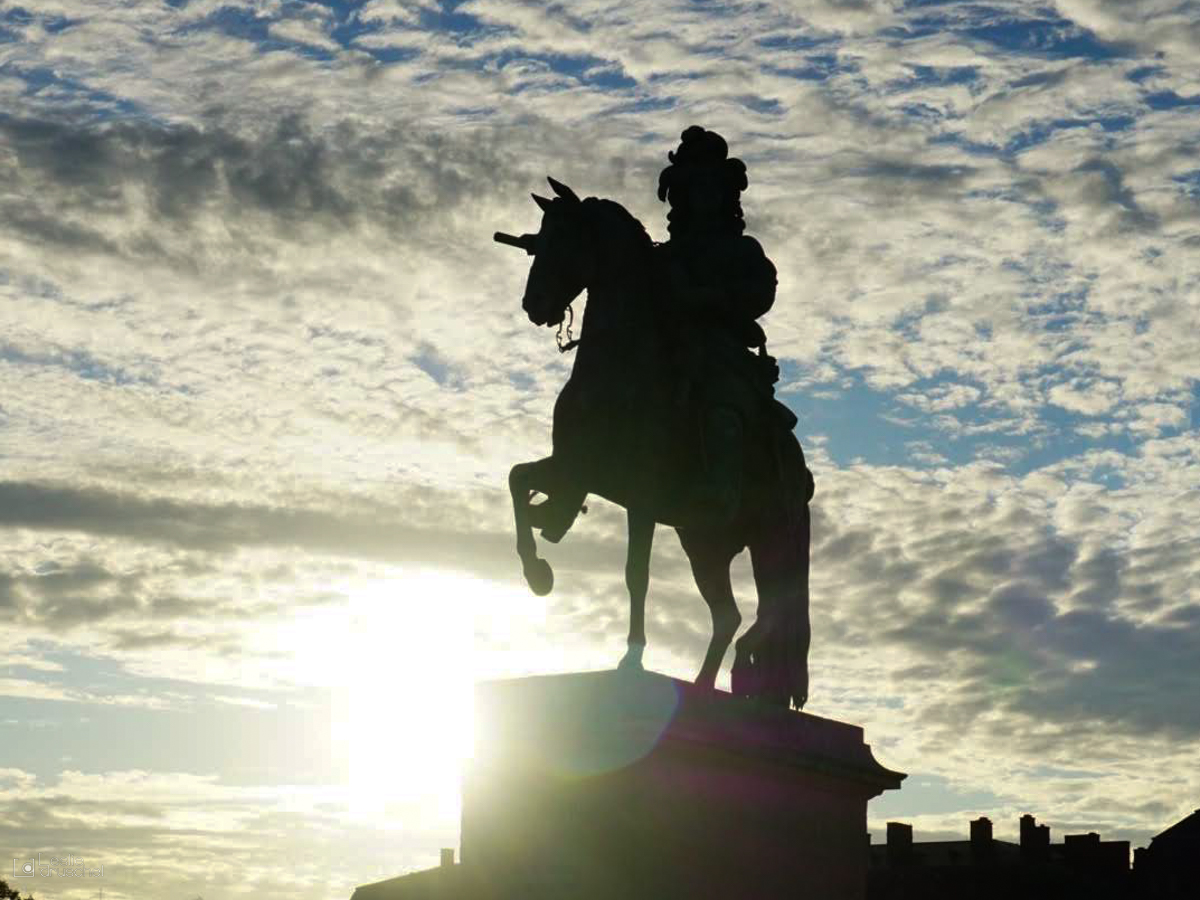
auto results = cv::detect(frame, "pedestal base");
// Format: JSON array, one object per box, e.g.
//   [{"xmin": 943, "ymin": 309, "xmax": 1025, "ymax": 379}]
[{"xmin": 460, "ymin": 670, "xmax": 904, "ymax": 900}]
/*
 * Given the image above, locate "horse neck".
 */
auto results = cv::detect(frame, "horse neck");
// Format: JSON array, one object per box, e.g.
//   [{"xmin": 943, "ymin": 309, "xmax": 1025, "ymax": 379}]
[{"xmin": 576, "ymin": 216, "xmax": 652, "ymax": 338}]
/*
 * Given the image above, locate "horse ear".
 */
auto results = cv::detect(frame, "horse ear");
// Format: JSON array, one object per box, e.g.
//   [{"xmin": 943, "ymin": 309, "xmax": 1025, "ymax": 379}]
[
  {"xmin": 531, "ymin": 193, "xmax": 554, "ymax": 212},
  {"xmin": 547, "ymin": 176, "xmax": 580, "ymax": 204}
]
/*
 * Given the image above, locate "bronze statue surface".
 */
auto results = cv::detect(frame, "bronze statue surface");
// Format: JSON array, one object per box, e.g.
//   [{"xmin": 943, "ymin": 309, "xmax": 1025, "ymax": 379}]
[{"xmin": 495, "ymin": 127, "xmax": 814, "ymax": 709}]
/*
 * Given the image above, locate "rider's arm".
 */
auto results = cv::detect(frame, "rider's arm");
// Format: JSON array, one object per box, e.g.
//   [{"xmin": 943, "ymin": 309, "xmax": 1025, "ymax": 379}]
[{"xmin": 665, "ymin": 238, "xmax": 776, "ymax": 346}]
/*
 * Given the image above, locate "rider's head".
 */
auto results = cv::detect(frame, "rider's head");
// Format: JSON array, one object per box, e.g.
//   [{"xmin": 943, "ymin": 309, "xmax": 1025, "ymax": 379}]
[{"xmin": 657, "ymin": 126, "xmax": 748, "ymax": 237}]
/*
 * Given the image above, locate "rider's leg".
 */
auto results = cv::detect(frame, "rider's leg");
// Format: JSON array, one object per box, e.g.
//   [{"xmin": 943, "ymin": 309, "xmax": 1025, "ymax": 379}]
[{"xmin": 696, "ymin": 404, "xmax": 744, "ymax": 526}]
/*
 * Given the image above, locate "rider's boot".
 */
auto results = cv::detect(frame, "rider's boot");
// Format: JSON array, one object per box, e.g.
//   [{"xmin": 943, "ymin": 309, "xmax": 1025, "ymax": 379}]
[{"xmin": 529, "ymin": 488, "xmax": 587, "ymax": 543}]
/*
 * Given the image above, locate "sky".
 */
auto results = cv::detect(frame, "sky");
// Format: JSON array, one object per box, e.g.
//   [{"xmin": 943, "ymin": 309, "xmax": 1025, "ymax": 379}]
[{"xmin": 1, "ymin": 0, "xmax": 1199, "ymax": 897}]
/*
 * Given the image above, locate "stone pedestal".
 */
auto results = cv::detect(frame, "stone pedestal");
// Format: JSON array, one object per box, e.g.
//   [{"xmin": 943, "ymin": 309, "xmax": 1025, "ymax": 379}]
[{"xmin": 460, "ymin": 670, "xmax": 904, "ymax": 900}]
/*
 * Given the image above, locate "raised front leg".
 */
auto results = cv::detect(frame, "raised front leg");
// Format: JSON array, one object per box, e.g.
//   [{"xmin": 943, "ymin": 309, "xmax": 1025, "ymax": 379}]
[
  {"xmin": 509, "ymin": 459, "xmax": 556, "ymax": 596},
  {"xmin": 618, "ymin": 507, "xmax": 655, "ymax": 672}
]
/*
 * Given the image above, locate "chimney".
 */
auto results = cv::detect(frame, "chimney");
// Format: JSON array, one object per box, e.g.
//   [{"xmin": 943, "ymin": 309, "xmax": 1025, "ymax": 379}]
[
  {"xmin": 440, "ymin": 848, "xmax": 455, "ymax": 868},
  {"xmin": 1020, "ymin": 814, "xmax": 1036, "ymax": 844},
  {"xmin": 1020, "ymin": 815, "xmax": 1050, "ymax": 862},
  {"xmin": 970, "ymin": 817, "xmax": 993, "ymax": 858},
  {"xmin": 887, "ymin": 822, "xmax": 913, "ymax": 868}
]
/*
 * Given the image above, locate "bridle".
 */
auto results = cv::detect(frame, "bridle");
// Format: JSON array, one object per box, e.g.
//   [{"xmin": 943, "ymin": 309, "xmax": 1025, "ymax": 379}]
[{"xmin": 555, "ymin": 304, "xmax": 579, "ymax": 353}]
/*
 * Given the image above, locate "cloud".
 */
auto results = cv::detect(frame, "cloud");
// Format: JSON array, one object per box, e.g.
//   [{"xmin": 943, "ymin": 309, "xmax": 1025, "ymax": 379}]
[
  {"xmin": 2, "ymin": 0, "xmax": 1200, "ymax": 884},
  {"xmin": 1052, "ymin": 0, "xmax": 1200, "ymax": 62},
  {"xmin": 1047, "ymin": 379, "xmax": 1120, "ymax": 415},
  {"xmin": 0, "ymin": 769, "xmax": 447, "ymax": 900},
  {"xmin": 0, "ymin": 477, "xmax": 522, "ymax": 583}
]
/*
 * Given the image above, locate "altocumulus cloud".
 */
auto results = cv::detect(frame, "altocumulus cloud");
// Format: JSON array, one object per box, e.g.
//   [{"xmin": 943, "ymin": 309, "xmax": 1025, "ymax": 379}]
[{"xmin": 2, "ymin": 0, "xmax": 1200, "ymax": 894}]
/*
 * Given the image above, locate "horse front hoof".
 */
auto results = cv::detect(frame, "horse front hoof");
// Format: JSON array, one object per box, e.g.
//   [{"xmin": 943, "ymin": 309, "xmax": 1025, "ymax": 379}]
[{"xmin": 522, "ymin": 557, "xmax": 554, "ymax": 596}]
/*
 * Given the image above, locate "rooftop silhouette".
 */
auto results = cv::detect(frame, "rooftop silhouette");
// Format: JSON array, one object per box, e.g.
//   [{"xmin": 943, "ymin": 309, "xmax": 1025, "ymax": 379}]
[
  {"xmin": 868, "ymin": 809, "xmax": 1200, "ymax": 899},
  {"xmin": 355, "ymin": 803, "xmax": 1200, "ymax": 900}
]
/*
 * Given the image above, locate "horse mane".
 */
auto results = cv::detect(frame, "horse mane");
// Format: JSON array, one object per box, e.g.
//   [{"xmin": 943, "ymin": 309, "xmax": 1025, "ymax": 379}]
[{"xmin": 581, "ymin": 197, "xmax": 654, "ymax": 255}]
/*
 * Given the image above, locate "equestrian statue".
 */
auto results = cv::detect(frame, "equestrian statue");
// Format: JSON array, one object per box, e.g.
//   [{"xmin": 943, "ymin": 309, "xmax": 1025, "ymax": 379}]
[{"xmin": 494, "ymin": 126, "xmax": 815, "ymax": 709}]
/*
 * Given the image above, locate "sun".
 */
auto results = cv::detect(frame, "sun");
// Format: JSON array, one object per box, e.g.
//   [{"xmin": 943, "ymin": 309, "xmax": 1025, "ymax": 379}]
[
  {"xmin": 278, "ymin": 564, "xmax": 560, "ymax": 825},
  {"xmin": 338, "ymin": 570, "xmax": 486, "ymax": 824}
]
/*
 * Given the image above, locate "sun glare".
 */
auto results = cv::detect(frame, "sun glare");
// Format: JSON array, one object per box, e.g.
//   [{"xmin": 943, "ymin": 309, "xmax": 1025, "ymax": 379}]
[
  {"xmin": 337, "ymin": 571, "xmax": 489, "ymax": 823},
  {"xmin": 279, "ymin": 564, "xmax": 576, "ymax": 825}
]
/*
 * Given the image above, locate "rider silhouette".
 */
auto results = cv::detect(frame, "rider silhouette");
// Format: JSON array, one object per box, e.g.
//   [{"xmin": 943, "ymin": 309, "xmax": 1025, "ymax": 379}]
[{"xmin": 654, "ymin": 126, "xmax": 779, "ymax": 526}]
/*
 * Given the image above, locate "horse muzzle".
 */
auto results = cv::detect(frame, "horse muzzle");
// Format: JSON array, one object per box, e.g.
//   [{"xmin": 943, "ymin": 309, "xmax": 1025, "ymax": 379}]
[
  {"xmin": 523, "ymin": 292, "xmax": 564, "ymax": 327},
  {"xmin": 523, "ymin": 293, "xmax": 547, "ymax": 326}
]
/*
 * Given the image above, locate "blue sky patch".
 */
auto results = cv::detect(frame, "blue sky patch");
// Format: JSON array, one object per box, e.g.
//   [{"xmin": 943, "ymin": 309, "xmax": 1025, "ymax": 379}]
[
  {"xmin": 962, "ymin": 17, "xmax": 1125, "ymax": 60},
  {"xmin": 870, "ymin": 772, "xmax": 1011, "ymax": 820},
  {"xmin": 0, "ymin": 649, "xmax": 337, "ymax": 785},
  {"xmin": 0, "ymin": 344, "xmax": 159, "ymax": 388},
  {"xmin": 490, "ymin": 49, "xmax": 637, "ymax": 91}
]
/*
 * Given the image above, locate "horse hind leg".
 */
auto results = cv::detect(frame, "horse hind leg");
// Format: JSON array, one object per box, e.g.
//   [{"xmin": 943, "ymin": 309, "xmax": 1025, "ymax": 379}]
[
  {"xmin": 731, "ymin": 620, "xmax": 763, "ymax": 698},
  {"xmin": 679, "ymin": 531, "xmax": 742, "ymax": 690}
]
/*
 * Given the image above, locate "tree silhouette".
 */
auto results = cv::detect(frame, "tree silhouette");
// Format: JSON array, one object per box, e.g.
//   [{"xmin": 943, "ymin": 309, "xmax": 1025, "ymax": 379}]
[{"xmin": 0, "ymin": 877, "xmax": 35, "ymax": 900}]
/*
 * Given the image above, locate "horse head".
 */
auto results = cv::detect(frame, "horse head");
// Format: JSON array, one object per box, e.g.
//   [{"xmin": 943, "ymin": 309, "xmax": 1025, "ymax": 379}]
[{"xmin": 495, "ymin": 176, "xmax": 591, "ymax": 328}]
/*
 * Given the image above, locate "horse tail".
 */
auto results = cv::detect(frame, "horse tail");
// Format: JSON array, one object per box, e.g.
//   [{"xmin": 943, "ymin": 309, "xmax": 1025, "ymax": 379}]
[
  {"xmin": 778, "ymin": 490, "xmax": 812, "ymax": 710},
  {"xmin": 780, "ymin": 435, "xmax": 814, "ymax": 709},
  {"xmin": 738, "ymin": 428, "xmax": 813, "ymax": 708}
]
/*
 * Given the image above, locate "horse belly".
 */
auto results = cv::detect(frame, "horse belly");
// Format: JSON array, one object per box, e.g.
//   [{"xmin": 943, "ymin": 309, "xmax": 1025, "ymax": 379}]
[{"xmin": 551, "ymin": 367, "xmax": 680, "ymax": 511}]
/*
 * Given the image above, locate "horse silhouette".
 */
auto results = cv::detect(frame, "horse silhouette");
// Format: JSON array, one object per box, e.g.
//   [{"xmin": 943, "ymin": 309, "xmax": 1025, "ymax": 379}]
[{"xmin": 496, "ymin": 177, "xmax": 814, "ymax": 708}]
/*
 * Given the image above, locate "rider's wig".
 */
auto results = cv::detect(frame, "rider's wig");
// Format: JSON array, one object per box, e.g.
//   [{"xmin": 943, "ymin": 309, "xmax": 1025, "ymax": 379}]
[{"xmin": 657, "ymin": 126, "xmax": 748, "ymax": 237}]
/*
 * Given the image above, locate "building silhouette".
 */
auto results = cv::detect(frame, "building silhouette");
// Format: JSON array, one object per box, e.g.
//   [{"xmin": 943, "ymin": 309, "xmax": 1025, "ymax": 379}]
[
  {"xmin": 353, "ymin": 851, "xmax": 465, "ymax": 900},
  {"xmin": 867, "ymin": 814, "xmax": 1130, "ymax": 899},
  {"xmin": 356, "ymin": 808, "xmax": 1200, "ymax": 899},
  {"xmin": 1132, "ymin": 808, "xmax": 1200, "ymax": 898}
]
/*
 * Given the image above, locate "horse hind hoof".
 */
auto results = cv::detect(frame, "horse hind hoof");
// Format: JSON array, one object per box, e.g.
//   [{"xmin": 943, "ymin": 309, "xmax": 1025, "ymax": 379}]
[
  {"xmin": 522, "ymin": 557, "xmax": 554, "ymax": 596},
  {"xmin": 618, "ymin": 643, "xmax": 645, "ymax": 673}
]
